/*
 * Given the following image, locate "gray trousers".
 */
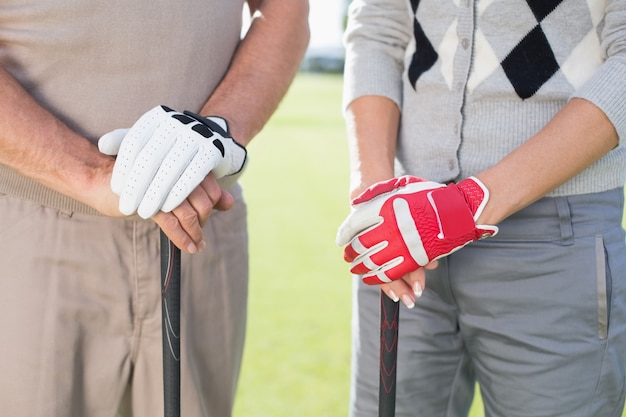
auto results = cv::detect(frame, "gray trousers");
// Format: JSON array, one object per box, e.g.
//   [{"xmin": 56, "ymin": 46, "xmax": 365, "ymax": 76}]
[{"xmin": 350, "ymin": 188, "xmax": 626, "ymax": 417}]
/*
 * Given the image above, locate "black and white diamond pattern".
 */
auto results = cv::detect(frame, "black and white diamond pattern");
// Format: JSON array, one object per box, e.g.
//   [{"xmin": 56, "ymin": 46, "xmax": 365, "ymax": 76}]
[
  {"xmin": 501, "ymin": 23, "xmax": 561, "ymax": 99},
  {"xmin": 526, "ymin": 0, "xmax": 564, "ymax": 21},
  {"xmin": 407, "ymin": 0, "xmax": 438, "ymax": 88},
  {"xmin": 408, "ymin": 0, "xmax": 604, "ymax": 100}
]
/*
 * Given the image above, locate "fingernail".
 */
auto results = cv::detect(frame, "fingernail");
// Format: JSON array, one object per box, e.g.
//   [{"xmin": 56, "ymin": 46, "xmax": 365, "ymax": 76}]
[
  {"xmin": 413, "ymin": 282, "xmax": 423, "ymax": 298},
  {"xmin": 401, "ymin": 294, "xmax": 415, "ymax": 309},
  {"xmin": 388, "ymin": 290, "xmax": 400, "ymax": 303},
  {"xmin": 187, "ymin": 242, "xmax": 198, "ymax": 254},
  {"xmin": 197, "ymin": 240, "xmax": 207, "ymax": 252}
]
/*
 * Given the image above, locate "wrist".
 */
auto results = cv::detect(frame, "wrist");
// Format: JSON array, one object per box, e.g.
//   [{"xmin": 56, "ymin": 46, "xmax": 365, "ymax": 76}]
[
  {"xmin": 471, "ymin": 173, "xmax": 517, "ymax": 226},
  {"xmin": 456, "ymin": 176, "xmax": 499, "ymax": 237},
  {"xmin": 349, "ymin": 172, "xmax": 395, "ymax": 200},
  {"xmin": 76, "ymin": 155, "xmax": 123, "ymax": 216}
]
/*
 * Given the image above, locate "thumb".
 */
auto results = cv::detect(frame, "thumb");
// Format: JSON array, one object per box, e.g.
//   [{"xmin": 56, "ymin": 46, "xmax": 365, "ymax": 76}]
[
  {"xmin": 98, "ymin": 128, "xmax": 130, "ymax": 156},
  {"xmin": 335, "ymin": 199, "xmax": 384, "ymax": 246}
]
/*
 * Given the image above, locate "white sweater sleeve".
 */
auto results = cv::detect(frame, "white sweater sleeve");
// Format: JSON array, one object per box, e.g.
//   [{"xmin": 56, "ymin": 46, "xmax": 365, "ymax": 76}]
[
  {"xmin": 573, "ymin": 0, "xmax": 626, "ymax": 144},
  {"xmin": 342, "ymin": 0, "xmax": 413, "ymax": 111}
]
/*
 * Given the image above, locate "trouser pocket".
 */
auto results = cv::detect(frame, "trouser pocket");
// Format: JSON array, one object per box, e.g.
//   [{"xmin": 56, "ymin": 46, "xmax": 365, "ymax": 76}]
[{"xmin": 595, "ymin": 234, "xmax": 609, "ymax": 340}]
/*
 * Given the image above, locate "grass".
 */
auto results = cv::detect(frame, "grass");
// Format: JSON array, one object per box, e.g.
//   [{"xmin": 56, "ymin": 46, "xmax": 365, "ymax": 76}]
[
  {"xmin": 235, "ymin": 73, "xmax": 352, "ymax": 417},
  {"xmin": 234, "ymin": 72, "xmax": 626, "ymax": 417}
]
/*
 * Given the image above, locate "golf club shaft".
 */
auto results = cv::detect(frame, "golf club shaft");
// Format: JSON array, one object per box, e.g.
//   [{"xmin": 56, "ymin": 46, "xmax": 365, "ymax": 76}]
[
  {"xmin": 379, "ymin": 291, "xmax": 399, "ymax": 417},
  {"xmin": 161, "ymin": 230, "xmax": 181, "ymax": 417}
]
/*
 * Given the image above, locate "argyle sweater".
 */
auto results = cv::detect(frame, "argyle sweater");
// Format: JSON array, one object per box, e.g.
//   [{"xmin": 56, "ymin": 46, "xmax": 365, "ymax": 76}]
[{"xmin": 343, "ymin": 0, "xmax": 626, "ymax": 196}]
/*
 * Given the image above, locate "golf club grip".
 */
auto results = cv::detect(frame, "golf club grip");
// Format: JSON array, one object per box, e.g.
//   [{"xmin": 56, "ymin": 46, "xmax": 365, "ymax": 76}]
[
  {"xmin": 379, "ymin": 291, "xmax": 399, "ymax": 417},
  {"xmin": 160, "ymin": 231, "xmax": 181, "ymax": 417}
]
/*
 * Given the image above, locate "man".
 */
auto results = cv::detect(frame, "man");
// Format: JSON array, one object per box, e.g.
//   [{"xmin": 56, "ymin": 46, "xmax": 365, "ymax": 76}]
[
  {"xmin": 0, "ymin": 1, "xmax": 309, "ymax": 416},
  {"xmin": 337, "ymin": 0, "xmax": 626, "ymax": 416}
]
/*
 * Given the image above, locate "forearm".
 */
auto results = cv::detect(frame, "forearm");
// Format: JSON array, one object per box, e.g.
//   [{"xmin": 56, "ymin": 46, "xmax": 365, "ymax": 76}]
[
  {"xmin": 345, "ymin": 95, "xmax": 400, "ymax": 199},
  {"xmin": 0, "ymin": 67, "xmax": 115, "ymax": 209},
  {"xmin": 476, "ymin": 97, "xmax": 619, "ymax": 225},
  {"xmin": 200, "ymin": 0, "xmax": 310, "ymax": 145}
]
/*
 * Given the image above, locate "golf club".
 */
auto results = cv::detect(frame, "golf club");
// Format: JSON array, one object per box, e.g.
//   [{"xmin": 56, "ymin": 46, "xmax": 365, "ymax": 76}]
[
  {"xmin": 379, "ymin": 291, "xmax": 399, "ymax": 417},
  {"xmin": 161, "ymin": 230, "xmax": 181, "ymax": 417}
]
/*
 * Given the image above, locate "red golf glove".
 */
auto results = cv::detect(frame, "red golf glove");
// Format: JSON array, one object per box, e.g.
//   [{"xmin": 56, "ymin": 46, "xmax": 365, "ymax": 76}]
[{"xmin": 336, "ymin": 176, "xmax": 498, "ymax": 285}]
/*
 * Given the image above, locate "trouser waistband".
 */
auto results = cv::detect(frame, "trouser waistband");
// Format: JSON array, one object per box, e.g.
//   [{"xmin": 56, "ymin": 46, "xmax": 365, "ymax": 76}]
[{"xmin": 492, "ymin": 188, "xmax": 624, "ymax": 243}]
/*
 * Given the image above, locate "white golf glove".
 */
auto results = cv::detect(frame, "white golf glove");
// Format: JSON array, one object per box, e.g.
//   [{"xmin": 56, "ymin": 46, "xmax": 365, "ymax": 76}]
[{"xmin": 98, "ymin": 105, "xmax": 247, "ymax": 218}]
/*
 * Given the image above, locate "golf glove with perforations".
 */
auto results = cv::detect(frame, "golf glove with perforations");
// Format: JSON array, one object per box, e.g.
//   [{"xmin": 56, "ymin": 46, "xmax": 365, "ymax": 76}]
[
  {"xmin": 98, "ymin": 105, "xmax": 247, "ymax": 219},
  {"xmin": 336, "ymin": 176, "xmax": 498, "ymax": 285}
]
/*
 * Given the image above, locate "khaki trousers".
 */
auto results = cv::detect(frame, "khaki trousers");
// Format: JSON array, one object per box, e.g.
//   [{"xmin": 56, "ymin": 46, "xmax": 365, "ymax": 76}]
[{"xmin": 0, "ymin": 186, "xmax": 248, "ymax": 417}]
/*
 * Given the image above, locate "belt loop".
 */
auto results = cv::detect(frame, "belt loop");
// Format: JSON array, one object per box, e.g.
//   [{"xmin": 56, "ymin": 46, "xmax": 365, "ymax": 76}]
[{"xmin": 555, "ymin": 197, "xmax": 574, "ymax": 246}]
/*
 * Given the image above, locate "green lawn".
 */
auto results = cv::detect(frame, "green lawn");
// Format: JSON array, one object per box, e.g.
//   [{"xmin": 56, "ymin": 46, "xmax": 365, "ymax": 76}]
[
  {"xmin": 236, "ymin": 73, "xmax": 352, "ymax": 417},
  {"xmin": 235, "ymin": 73, "xmax": 626, "ymax": 417}
]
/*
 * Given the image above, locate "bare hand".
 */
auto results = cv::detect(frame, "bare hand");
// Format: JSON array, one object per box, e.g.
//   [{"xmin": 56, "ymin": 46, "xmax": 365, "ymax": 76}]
[
  {"xmin": 380, "ymin": 261, "xmax": 439, "ymax": 309},
  {"xmin": 152, "ymin": 174, "xmax": 233, "ymax": 253},
  {"xmin": 89, "ymin": 158, "xmax": 232, "ymax": 254}
]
